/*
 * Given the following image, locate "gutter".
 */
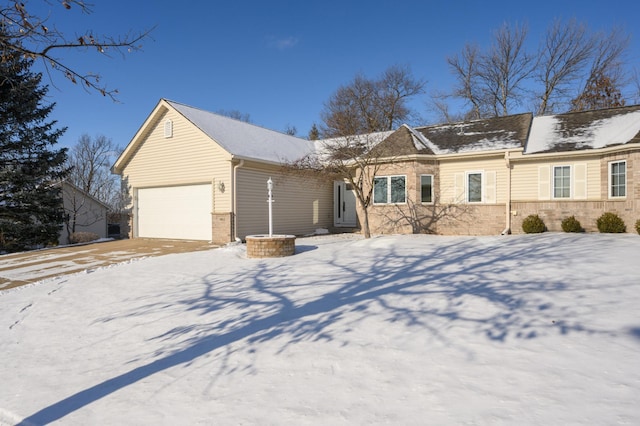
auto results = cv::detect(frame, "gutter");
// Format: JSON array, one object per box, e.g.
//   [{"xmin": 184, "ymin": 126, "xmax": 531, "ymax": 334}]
[
  {"xmin": 501, "ymin": 151, "xmax": 512, "ymax": 235},
  {"xmin": 232, "ymin": 159, "xmax": 244, "ymax": 241}
]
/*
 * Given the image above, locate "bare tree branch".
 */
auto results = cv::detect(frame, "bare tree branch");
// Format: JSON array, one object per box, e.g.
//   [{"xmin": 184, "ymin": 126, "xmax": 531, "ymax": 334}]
[
  {"xmin": 0, "ymin": 0, "xmax": 154, "ymax": 100},
  {"xmin": 534, "ymin": 18, "xmax": 595, "ymax": 115}
]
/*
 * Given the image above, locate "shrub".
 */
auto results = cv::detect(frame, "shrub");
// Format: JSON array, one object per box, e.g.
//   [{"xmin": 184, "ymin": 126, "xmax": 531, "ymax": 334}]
[
  {"xmin": 561, "ymin": 216, "xmax": 583, "ymax": 233},
  {"xmin": 596, "ymin": 212, "xmax": 626, "ymax": 233},
  {"xmin": 522, "ymin": 214, "xmax": 546, "ymax": 233},
  {"xmin": 70, "ymin": 232, "xmax": 100, "ymax": 244},
  {"xmin": 635, "ymin": 219, "xmax": 640, "ymax": 235}
]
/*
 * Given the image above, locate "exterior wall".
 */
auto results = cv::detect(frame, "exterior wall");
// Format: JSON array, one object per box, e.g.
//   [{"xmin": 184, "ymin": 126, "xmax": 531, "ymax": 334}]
[
  {"xmin": 119, "ymin": 106, "xmax": 233, "ymax": 241},
  {"xmin": 212, "ymin": 212, "xmax": 233, "ymax": 244},
  {"xmin": 361, "ymin": 148, "xmax": 639, "ymax": 237},
  {"xmin": 439, "ymin": 155, "xmax": 509, "ymax": 204},
  {"xmin": 511, "ymin": 156, "xmax": 601, "ymax": 201},
  {"xmin": 59, "ymin": 184, "xmax": 108, "ymax": 245},
  {"xmin": 121, "ymin": 108, "xmax": 233, "ymax": 201},
  {"xmin": 510, "ymin": 150, "xmax": 639, "ymax": 233},
  {"xmin": 236, "ymin": 164, "xmax": 333, "ymax": 240}
]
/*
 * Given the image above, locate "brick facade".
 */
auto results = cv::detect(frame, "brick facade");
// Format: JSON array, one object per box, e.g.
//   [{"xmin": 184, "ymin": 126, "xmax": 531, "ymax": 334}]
[
  {"xmin": 246, "ymin": 235, "xmax": 296, "ymax": 258},
  {"xmin": 212, "ymin": 212, "xmax": 233, "ymax": 245}
]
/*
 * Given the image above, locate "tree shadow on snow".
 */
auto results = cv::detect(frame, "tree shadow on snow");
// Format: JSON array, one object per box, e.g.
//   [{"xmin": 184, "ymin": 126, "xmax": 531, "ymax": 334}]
[{"xmin": 18, "ymin": 234, "xmax": 622, "ymax": 425}]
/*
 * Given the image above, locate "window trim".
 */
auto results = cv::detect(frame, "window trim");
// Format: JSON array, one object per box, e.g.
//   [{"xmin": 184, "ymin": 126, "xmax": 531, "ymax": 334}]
[
  {"xmin": 465, "ymin": 171, "xmax": 483, "ymax": 203},
  {"xmin": 552, "ymin": 165, "xmax": 571, "ymax": 199},
  {"xmin": 164, "ymin": 119, "xmax": 173, "ymax": 138},
  {"xmin": 373, "ymin": 175, "xmax": 407, "ymax": 205},
  {"xmin": 420, "ymin": 174, "xmax": 434, "ymax": 204},
  {"xmin": 608, "ymin": 160, "xmax": 626, "ymax": 199}
]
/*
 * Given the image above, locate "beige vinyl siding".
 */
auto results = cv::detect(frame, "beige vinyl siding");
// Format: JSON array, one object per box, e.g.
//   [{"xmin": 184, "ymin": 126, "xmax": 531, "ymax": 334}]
[
  {"xmin": 511, "ymin": 158, "xmax": 601, "ymax": 201},
  {"xmin": 121, "ymin": 108, "xmax": 233, "ymax": 212},
  {"xmin": 439, "ymin": 157, "xmax": 508, "ymax": 204},
  {"xmin": 236, "ymin": 167, "xmax": 333, "ymax": 239}
]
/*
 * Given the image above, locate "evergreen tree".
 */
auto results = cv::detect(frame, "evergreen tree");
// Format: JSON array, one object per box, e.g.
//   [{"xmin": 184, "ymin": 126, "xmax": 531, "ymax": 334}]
[
  {"xmin": 0, "ymin": 41, "xmax": 68, "ymax": 252},
  {"xmin": 308, "ymin": 123, "xmax": 320, "ymax": 140}
]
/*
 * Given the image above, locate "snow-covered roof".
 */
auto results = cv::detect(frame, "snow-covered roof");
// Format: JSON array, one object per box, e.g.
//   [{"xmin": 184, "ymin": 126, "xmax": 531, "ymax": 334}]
[
  {"xmin": 167, "ymin": 100, "xmax": 316, "ymax": 163},
  {"xmin": 417, "ymin": 113, "xmax": 531, "ymax": 154},
  {"xmin": 525, "ymin": 106, "xmax": 640, "ymax": 154},
  {"xmin": 375, "ymin": 114, "xmax": 531, "ymax": 156}
]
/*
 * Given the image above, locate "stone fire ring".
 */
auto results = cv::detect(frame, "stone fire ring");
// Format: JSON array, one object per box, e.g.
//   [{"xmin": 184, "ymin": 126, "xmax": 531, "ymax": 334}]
[{"xmin": 245, "ymin": 235, "xmax": 296, "ymax": 258}]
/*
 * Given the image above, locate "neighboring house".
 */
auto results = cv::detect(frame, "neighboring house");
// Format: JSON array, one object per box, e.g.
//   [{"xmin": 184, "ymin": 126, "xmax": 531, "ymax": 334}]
[
  {"xmin": 112, "ymin": 99, "xmax": 333, "ymax": 244},
  {"xmin": 364, "ymin": 105, "xmax": 640, "ymax": 235},
  {"xmin": 59, "ymin": 181, "xmax": 109, "ymax": 245}
]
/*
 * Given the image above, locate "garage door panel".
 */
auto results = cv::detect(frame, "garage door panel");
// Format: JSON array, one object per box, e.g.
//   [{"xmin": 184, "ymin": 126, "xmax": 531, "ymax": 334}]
[{"xmin": 138, "ymin": 185, "xmax": 211, "ymax": 240}]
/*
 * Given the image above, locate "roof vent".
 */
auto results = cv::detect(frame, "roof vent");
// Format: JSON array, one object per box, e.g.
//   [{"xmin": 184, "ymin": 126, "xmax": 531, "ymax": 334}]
[{"xmin": 164, "ymin": 119, "xmax": 173, "ymax": 138}]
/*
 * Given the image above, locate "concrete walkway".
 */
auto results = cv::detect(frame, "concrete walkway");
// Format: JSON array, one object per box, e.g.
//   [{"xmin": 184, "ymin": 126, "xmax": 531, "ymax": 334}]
[{"xmin": 0, "ymin": 239, "xmax": 218, "ymax": 291}]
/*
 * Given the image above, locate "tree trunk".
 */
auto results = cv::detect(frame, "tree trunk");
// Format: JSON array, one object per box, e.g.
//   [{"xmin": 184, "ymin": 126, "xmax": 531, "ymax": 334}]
[{"xmin": 361, "ymin": 207, "xmax": 371, "ymax": 238}]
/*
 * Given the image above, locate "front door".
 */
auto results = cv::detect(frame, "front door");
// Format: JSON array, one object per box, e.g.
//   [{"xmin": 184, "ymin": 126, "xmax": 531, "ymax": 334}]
[{"xmin": 334, "ymin": 181, "xmax": 357, "ymax": 227}]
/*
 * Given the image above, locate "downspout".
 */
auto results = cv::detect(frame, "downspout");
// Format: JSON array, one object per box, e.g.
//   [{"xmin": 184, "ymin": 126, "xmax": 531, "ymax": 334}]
[
  {"xmin": 501, "ymin": 151, "xmax": 511, "ymax": 235},
  {"xmin": 232, "ymin": 159, "xmax": 244, "ymax": 242}
]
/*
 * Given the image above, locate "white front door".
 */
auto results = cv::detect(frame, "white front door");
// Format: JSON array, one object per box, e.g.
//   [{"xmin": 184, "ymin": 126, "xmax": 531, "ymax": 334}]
[{"xmin": 334, "ymin": 181, "xmax": 357, "ymax": 227}]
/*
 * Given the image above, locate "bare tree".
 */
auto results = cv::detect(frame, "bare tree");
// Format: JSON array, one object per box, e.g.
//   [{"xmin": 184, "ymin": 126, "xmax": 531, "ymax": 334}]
[
  {"xmin": 64, "ymin": 134, "xmax": 123, "ymax": 239},
  {"xmin": 479, "ymin": 22, "xmax": 534, "ymax": 117},
  {"xmin": 67, "ymin": 134, "xmax": 121, "ymax": 207},
  {"xmin": 0, "ymin": 0, "xmax": 153, "ymax": 99},
  {"xmin": 534, "ymin": 18, "xmax": 595, "ymax": 115},
  {"xmin": 320, "ymin": 65, "xmax": 425, "ymax": 137},
  {"xmin": 286, "ymin": 132, "xmax": 394, "ymax": 238},
  {"xmin": 294, "ymin": 65, "xmax": 425, "ymax": 237},
  {"xmin": 216, "ymin": 109, "xmax": 252, "ymax": 123},
  {"xmin": 446, "ymin": 43, "xmax": 485, "ymax": 119},
  {"xmin": 633, "ymin": 68, "xmax": 640, "ymax": 104}
]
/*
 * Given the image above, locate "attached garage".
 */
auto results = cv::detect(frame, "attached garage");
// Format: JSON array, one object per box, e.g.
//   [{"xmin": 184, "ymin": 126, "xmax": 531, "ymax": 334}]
[{"xmin": 137, "ymin": 184, "xmax": 212, "ymax": 240}]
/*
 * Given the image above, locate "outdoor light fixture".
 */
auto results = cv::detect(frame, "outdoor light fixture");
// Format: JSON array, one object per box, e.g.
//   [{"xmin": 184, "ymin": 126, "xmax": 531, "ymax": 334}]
[
  {"xmin": 218, "ymin": 181, "xmax": 225, "ymax": 193},
  {"xmin": 267, "ymin": 177, "xmax": 274, "ymax": 237}
]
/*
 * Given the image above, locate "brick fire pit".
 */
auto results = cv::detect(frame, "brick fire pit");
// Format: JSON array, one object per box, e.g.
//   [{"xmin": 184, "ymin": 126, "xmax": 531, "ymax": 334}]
[{"xmin": 245, "ymin": 235, "xmax": 296, "ymax": 258}]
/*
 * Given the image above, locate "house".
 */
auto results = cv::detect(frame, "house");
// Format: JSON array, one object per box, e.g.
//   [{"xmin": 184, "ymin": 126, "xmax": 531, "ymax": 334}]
[
  {"xmin": 114, "ymin": 100, "xmax": 640, "ymax": 243},
  {"xmin": 365, "ymin": 105, "xmax": 640, "ymax": 235},
  {"xmin": 112, "ymin": 99, "xmax": 333, "ymax": 244},
  {"xmin": 59, "ymin": 181, "xmax": 109, "ymax": 245}
]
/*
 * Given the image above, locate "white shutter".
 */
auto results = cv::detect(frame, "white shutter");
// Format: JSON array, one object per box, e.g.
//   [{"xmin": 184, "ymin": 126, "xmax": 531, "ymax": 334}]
[
  {"xmin": 454, "ymin": 173, "xmax": 465, "ymax": 203},
  {"xmin": 484, "ymin": 171, "xmax": 496, "ymax": 203},
  {"xmin": 573, "ymin": 163, "xmax": 587, "ymax": 199},
  {"xmin": 538, "ymin": 166, "xmax": 550, "ymax": 200}
]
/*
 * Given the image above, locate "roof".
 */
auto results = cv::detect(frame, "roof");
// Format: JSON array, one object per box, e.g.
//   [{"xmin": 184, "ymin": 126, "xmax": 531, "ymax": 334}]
[
  {"xmin": 376, "ymin": 113, "xmax": 532, "ymax": 156},
  {"xmin": 113, "ymin": 99, "xmax": 317, "ymax": 173},
  {"xmin": 166, "ymin": 100, "xmax": 316, "ymax": 163},
  {"xmin": 526, "ymin": 105, "xmax": 640, "ymax": 154}
]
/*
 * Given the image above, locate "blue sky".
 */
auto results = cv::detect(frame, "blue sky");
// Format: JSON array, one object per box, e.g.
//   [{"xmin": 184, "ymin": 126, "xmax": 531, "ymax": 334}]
[{"xmin": 30, "ymin": 0, "xmax": 640, "ymax": 151}]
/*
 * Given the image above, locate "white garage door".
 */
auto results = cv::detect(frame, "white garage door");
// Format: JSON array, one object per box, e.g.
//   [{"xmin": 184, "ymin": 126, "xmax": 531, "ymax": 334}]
[{"xmin": 137, "ymin": 184, "xmax": 212, "ymax": 240}]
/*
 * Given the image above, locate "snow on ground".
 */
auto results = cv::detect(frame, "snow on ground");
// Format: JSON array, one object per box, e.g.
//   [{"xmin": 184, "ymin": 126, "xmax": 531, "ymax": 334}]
[{"xmin": 1, "ymin": 233, "xmax": 639, "ymax": 425}]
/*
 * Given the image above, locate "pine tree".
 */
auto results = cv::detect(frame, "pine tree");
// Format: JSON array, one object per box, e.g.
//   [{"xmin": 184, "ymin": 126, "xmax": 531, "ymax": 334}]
[
  {"xmin": 308, "ymin": 123, "xmax": 320, "ymax": 140},
  {"xmin": 0, "ymin": 41, "xmax": 68, "ymax": 252}
]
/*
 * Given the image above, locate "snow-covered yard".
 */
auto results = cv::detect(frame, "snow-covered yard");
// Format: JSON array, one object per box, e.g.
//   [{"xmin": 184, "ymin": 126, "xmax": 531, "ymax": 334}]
[{"xmin": 1, "ymin": 233, "xmax": 639, "ymax": 425}]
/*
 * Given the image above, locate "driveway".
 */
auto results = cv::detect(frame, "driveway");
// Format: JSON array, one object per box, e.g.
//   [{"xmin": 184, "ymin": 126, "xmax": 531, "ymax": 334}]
[{"xmin": 0, "ymin": 239, "xmax": 218, "ymax": 291}]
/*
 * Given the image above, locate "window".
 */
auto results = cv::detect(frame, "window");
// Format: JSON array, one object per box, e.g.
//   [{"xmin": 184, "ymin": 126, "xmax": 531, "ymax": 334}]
[
  {"xmin": 373, "ymin": 176, "xmax": 406, "ymax": 204},
  {"xmin": 553, "ymin": 166, "xmax": 571, "ymax": 198},
  {"xmin": 467, "ymin": 172, "xmax": 482, "ymax": 203},
  {"xmin": 421, "ymin": 175, "xmax": 433, "ymax": 203},
  {"xmin": 609, "ymin": 160, "xmax": 626, "ymax": 198}
]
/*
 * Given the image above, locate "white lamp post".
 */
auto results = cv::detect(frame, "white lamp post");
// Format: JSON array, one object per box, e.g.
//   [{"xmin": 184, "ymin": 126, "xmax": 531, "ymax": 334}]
[{"xmin": 267, "ymin": 177, "xmax": 273, "ymax": 237}]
